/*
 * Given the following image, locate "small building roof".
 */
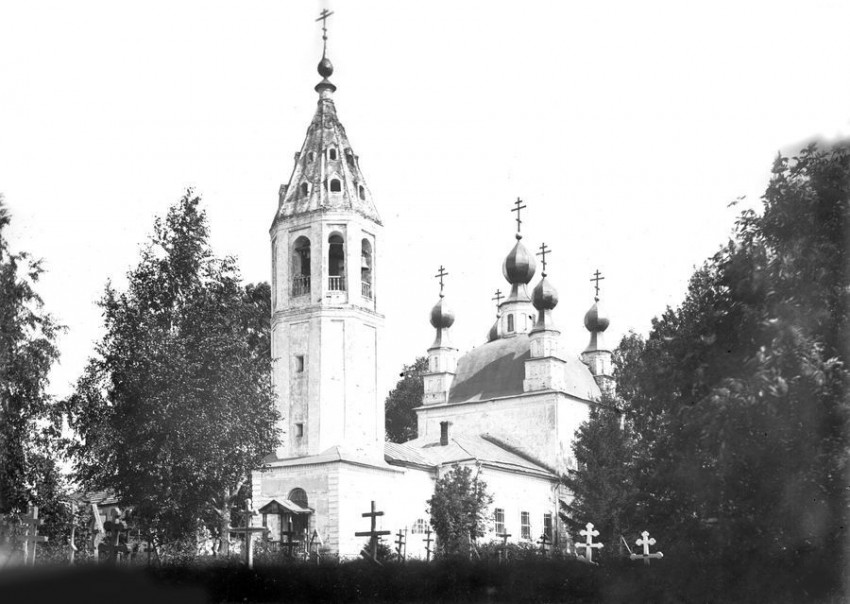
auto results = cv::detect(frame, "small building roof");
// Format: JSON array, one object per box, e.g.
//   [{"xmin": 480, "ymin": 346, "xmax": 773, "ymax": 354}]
[
  {"xmin": 448, "ymin": 334, "xmax": 601, "ymax": 404},
  {"xmin": 385, "ymin": 434, "xmax": 556, "ymax": 478}
]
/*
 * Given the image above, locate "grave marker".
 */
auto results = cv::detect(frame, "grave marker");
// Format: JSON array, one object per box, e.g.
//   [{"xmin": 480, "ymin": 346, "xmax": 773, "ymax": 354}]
[
  {"xmin": 227, "ymin": 500, "xmax": 269, "ymax": 569},
  {"xmin": 577, "ymin": 522, "xmax": 603, "ymax": 564},
  {"xmin": 21, "ymin": 506, "xmax": 48, "ymax": 565},
  {"xmin": 630, "ymin": 530, "xmax": 663, "ymax": 566},
  {"xmin": 354, "ymin": 500, "xmax": 390, "ymax": 564},
  {"xmin": 423, "ymin": 526, "xmax": 434, "ymax": 562}
]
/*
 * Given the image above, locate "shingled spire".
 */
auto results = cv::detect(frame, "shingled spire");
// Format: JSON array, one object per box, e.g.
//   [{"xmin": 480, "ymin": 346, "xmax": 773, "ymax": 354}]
[{"xmin": 274, "ymin": 26, "xmax": 380, "ymax": 225}]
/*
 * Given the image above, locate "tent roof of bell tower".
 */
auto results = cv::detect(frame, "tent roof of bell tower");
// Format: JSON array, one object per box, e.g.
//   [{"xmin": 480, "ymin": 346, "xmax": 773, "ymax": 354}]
[{"xmin": 274, "ymin": 45, "xmax": 381, "ymax": 226}]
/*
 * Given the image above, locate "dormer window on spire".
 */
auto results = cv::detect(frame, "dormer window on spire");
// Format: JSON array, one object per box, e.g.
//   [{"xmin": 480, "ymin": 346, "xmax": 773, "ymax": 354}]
[
  {"xmin": 330, "ymin": 178, "xmax": 342, "ymax": 193},
  {"xmin": 359, "ymin": 185, "xmax": 366, "ymax": 200},
  {"xmin": 300, "ymin": 182, "xmax": 309, "ymax": 197},
  {"xmin": 328, "ymin": 147, "xmax": 338, "ymax": 160}
]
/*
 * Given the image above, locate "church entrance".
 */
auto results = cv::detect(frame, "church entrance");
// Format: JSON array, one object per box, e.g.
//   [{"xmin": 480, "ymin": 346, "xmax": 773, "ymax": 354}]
[{"xmin": 258, "ymin": 488, "xmax": 312, "ymax": 545}]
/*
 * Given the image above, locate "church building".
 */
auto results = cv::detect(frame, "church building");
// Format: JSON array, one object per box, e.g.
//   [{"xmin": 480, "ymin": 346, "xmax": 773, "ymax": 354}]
[{"xmin": 252, "ymin": 19, "xmax": 614, "ymax": 559}]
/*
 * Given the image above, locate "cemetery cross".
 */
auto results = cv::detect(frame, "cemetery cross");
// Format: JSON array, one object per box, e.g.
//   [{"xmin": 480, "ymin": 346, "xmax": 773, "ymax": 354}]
[
  {"xmin": 354, "ymin": 500, "xmax": 391, "ymax": 564},
  {"xmin": 630, "ymin": 530, "xmax": 664, "ymax": 566},
  {"xmin": 577, "ymin": 522, "xmax": 603, "ymax": 564}
]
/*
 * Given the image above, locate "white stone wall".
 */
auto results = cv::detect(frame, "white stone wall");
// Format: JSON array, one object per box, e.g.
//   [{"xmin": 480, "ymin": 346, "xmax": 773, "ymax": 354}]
[
  {"xmin": 417, "ymin": 392, "xmax": 592, "ymax": 474},
  {"xmin": 477, "ymin": 466, "xmax": 562, "ymax": 548}
]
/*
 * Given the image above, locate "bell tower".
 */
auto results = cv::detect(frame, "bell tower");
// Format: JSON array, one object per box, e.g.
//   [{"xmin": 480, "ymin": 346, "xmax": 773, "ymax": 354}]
[{"xmin": 269, "ymin": 22, "xmax": 384, "ymax": 460}]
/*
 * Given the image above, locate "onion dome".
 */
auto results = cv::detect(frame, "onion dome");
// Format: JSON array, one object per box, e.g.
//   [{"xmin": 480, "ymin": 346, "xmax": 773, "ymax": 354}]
[
  {"xmin": 318, "ymin": 56, "xmax": 334, "ymax": 78},
  {"xmin": 502, "ymin": 238, "xmax": 537, "ymax": 285},
  {"xmin": 430, "ymin": 297, "xmax": 455, "ymax": 329},
  {"xmin": 487, "ymin": 319, "xmax": 498, "ymax": 342},
  {"xmin": 532, "ymin": 277, "xmax": 559, "ymax": 311},
  {"xmin": 584, "ymin": 299, "xmax": 610, "ymax": 333}
]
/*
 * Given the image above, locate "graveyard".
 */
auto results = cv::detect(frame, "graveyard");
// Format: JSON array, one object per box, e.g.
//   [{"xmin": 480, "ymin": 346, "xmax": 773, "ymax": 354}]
[{"xmin": 1, "ymin": 4, "xmax": 848, "ymax": 603}]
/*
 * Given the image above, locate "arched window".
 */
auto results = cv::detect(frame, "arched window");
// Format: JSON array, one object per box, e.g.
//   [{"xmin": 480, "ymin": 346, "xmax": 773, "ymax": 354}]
[
  {"xmin": 328, "ymin": 234, "xmax": 345, "ymax": 291},
  {"xmin": 300, "ymin": 182, "xmax": 309, "ymax": 197},
  {"xmin": 308, "ymin": 151, "xmax": 315, "ymax": 162},
  {"xmin": 288, "ymin": 488, "xmax": 308, "ymax": 508},
  {"xmin": 358, "ymin": 185, "xmax": 366, "ymax": 200},
  {"xmin": 328, "ymin": 147, "xmax": 337, "ymax": 161},
  {"xmin": 361, "ymin": 238, "xmax": 373, "ymax": 299},
  {"xmin": 330, "ymin": 178, "xmax": 342, "ymax": 193},
  {"xmin": 291, "ymin": 236, "xmax": 311, "ymax": 296},
  {"xmin": 507, "ymin": 314, "xmax": 515, "ymax": 332}
]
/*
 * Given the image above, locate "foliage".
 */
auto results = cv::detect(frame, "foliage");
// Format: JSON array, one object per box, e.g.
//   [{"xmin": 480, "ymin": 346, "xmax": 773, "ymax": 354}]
[
  {"xmin": 560, "ymin": 393, "xmax": 637, "ymax": 560},
  {"xmin": 612, "ymin": 143, "xmax": 849, "ymax": 595},
  {"xmin": 0, "ymin": 195, "xmax": 69, "ymax": 549},
  {"xmin": 64, "ymin": 190, "xmax": 279, "ymax": 541},
  {"xmin": 384, "ymin": 357, "xmax": 427, "ymax": 443},
  {"xmin": 426, "ymin": 464, "xmax": 492, "ymax": 557}
]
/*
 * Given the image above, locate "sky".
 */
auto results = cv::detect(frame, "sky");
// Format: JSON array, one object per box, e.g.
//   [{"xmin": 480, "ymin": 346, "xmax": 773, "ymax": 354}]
[{"xmin": 1, "ymin": 0, "xmax": 849, "ymax": 402}]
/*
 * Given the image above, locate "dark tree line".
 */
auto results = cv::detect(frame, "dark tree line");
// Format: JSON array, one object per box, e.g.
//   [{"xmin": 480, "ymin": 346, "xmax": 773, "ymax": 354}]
[{"xmin": 563, "ymin": 142, "xmax": 849, "ymax": 599}]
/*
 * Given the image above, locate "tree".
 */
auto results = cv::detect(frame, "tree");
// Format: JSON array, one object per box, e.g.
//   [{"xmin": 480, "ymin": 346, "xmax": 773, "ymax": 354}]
[
  {"xmin": 64, "ymin": 191, "xmax": 279, "ymax": 546},
  {"xmin": 384, "ymin": 356, "xmax": 427, "ymax": 443},
  {"xmin": 0, "ymin": 195, "xmax": 66, "ymax": 518},
  {"xmin": 427, "ymin": 464, "xmax": 492, "ymax": 557},
  {"xmin": 560, "ymin": 393, "xmax": 636, "ymax": 559},
  {"xmin": 614, "ymin": 143, "xmax": 849, "ymax": 596}
]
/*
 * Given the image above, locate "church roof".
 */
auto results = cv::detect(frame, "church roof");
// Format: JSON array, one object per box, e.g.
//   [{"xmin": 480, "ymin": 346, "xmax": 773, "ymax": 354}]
[
  {"xmin": 274, "ymin": 79, "xmax": 380, "ymax": 225},
  {"xmin": 447, "ymin": 334, "xmax": 601, "ymax": 403},
  {"xmin": 385, "ymin": 434, "xmax": 556, "ymax": 478}
]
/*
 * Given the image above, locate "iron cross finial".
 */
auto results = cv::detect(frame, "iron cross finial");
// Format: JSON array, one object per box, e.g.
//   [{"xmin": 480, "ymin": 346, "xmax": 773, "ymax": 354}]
[
  {"xmin": 537, "ymin": 243, "xmax": 551, "ymax": 276},
  {"xmin": 435, "ymin": 265, "xmax": 448, "ymax": 297},
  {"xmin": 511, "ymin": 197, "xmax": 527, "ymax": 239},
  {"xmin": 492, "ymin": 289, "xmax": 504, "ymax": 308},
  {"xmin": 316, "ymin": 9, "xmax": 335, "ymax": 56},
  {"xmin": 590, "ymin": 269, "xmax": 605, "ymax": 300}
]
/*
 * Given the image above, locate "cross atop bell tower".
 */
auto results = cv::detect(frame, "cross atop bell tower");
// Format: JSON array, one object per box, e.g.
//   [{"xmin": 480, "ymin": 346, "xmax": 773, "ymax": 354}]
[{"xmin": 270, "ymin": 12, "xmax": 385, "ymax": 460}]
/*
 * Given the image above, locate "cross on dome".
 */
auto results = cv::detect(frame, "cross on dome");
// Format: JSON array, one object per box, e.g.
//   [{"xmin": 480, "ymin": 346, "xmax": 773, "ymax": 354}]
[
  {"xmin": 434, "ymin": 265, "xmax": 448, "ymax": 297},
  {"xmin": 316, "ymin": 9, "xmax": 334, "ymax": 57},
  {"xmin": 537, "ymin": 243, "xmax": 551, "ymax": 277},
  {"xmin": 511, "ymin": 197, "xmax": 526, "ymax": 239},
  {"xmin": 590, "ymin": 269, "xmax": 605, "ymax": 301},
  {"xmin": 491, "ymin": 289, "xmax": 504, "ymax": 307}
]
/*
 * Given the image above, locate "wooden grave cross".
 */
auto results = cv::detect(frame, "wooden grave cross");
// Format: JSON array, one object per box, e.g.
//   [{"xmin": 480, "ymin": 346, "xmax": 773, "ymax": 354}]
[
  {"xmin": 354, "ymin": 500, "xmax": 391, "ymax": 564},
  {"xmin": 98, "ymin": 510, "xmax": 131, "ymax": 564},
  {"xmin": 394, "ymin": 528, "xmax": 407, "ymax": 562},
  {"xmin": 577, "ymin": 522, "xmax": 603, "ymax": 564},
  {"xmin": 630, "ymin": 530, "xmax": 663, "ymax": 566},
  {"xmin": 227, "ymin": 500, "xmax": 269, "ymax": 569},
  {"xmin": 537, "ymin": 532, "xmax": 550, "ymax": 555},
  {"xmin": 423, "ymin": 526, "xmax": 434, "ymax": 562},
  {"xmin": 496, "ymin": 531, "xmax": 511, "ymax": 562},
  {"xmin": 21, "ymin": 506, "xmax": 49, "ymax": 565}
]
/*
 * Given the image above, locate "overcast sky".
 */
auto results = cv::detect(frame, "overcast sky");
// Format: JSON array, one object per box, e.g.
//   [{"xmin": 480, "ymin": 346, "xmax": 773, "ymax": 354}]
[{"xmin": 2, "ymin": 0, "xmax": 849, "ymax": 401}]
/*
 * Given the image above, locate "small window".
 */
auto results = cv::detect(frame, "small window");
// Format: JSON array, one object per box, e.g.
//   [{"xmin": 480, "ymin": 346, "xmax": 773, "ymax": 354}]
[
  {"xmin": 308, "ymin": 151, "xmax": 315, "ymax": 162},
  {"xmin": 521, "ymin": 511, "xmax": 531, "ymax": 540},
  {"xmin": 411, "ymin": 518, "xmax": 427, "ymax": 534},
  {"xmin": 358, "ymin": 185, "xmax": 366, "ymax": 200},
  {"xmin": 330, "ymin": 179, "xmax": 341, "ymax": 193},
  {"xmin": 328, "ymin": 147, "xmax": 337, "ymax": 160},
  {"xmin": 507, "ymin": 314, "xmax": 515, "ymax": 332},
  {"xmin": 295, "ymin": 423, "xmax": 304, "ymax": 437},
  {"xmin": 300, "ymin": 182, "xmax": 309, "ymax": 197},
  {"xmin": 543, "ymin": 513, "xmax": 553, "ymax": 541},
  {"xmin": 295, "ymin": 355, "xmax": 305, "ymax": 372},
  {"xmin": 494, "ymin": 508, "xmax": 505, "ymax": 535}
]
